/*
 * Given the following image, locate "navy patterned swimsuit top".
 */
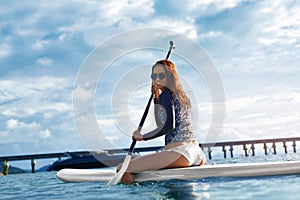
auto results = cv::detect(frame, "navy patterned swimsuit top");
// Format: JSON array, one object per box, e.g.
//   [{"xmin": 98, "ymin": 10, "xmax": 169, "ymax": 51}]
[{"xmin": 143, "ymin": 88, "xmax": 196, "ymax": 145}]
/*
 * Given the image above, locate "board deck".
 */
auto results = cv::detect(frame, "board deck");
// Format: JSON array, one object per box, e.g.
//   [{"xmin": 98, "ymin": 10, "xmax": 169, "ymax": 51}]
[{"xmin": 56, "ymin": 160, "xmax": 300, "ymax": 183}]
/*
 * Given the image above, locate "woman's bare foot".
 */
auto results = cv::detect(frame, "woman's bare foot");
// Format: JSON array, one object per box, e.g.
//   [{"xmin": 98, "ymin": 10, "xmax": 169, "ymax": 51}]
[{"xmin": 120, "ymin": 172, "xmax": 135, "ymax": 184}]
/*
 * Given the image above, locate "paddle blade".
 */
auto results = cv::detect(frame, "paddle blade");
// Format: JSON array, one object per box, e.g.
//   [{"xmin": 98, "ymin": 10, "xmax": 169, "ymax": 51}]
[{"xmin": 107, "ymin": 154, "xmax": 132, "ymax": 186}]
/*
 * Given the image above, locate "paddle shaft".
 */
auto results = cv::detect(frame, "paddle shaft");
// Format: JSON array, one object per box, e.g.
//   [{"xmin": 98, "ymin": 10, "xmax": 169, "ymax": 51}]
[{"xmin": 128, "ymin": 93, "xmax": 153, "ymax": 154}]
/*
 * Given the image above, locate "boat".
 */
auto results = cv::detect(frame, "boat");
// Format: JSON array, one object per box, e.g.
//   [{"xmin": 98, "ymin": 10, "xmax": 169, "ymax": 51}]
[
  {"xmin": 48, "ymin": 152, "xmax": 138, "ymax": 171},
  {"xmin": 56, "ymin": 160, "xmax": 300, "ymax": 183}
]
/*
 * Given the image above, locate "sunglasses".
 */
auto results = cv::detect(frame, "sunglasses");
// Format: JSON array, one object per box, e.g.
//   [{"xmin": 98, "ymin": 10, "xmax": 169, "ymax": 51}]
[{"xmin": 151, "ymin": 73, "xmax": 166, "ymax": 80}]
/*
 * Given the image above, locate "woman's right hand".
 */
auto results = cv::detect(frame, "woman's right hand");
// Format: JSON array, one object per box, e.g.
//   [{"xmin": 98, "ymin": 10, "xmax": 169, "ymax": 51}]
[
  {"xmin": 132, "ymin": 129, "xmax": 144, "ymax": 141},
  {"xmin": 151, "ymin": 84, "xmax": 160, "ymax": 99}
]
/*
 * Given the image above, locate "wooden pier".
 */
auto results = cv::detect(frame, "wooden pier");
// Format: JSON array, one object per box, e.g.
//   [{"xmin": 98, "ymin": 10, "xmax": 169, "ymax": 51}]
[
  {"xmin": 200, "ymin": 137, "xmax": 300, "ymax": 159},
  {"xmin": 1, "ymin": 137, "xmax": 299, "ymax": 175}
]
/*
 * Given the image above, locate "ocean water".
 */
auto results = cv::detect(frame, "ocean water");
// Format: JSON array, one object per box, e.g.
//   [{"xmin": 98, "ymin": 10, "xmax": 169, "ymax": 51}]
[{"xmin": 1, "ymin": 154, "xmax": 300, "ymax": 200}]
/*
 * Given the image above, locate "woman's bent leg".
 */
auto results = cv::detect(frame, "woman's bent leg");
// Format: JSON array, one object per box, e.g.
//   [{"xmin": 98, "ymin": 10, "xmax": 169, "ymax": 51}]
[{"xmin": 117, "ymin": 151, "xmax": 190, "ymax": 183}]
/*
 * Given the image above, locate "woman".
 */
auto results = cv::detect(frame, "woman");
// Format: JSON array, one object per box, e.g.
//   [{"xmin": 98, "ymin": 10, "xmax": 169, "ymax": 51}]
[{"xmin": 118, "ymin": 60, "xmax": 207, "ymax": 183}]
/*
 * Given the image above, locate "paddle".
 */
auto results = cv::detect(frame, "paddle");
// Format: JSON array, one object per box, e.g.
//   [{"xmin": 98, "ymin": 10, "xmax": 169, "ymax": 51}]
[{"xmin": 107, "ymin": 41, "xmax": 175, "ymax": 185}]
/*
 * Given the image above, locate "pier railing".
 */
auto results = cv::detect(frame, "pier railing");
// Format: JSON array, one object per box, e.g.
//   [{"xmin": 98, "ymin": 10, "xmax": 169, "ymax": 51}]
[{"xmin": 1, "ymin": 137, "xmax": 299, "ymax": 175}]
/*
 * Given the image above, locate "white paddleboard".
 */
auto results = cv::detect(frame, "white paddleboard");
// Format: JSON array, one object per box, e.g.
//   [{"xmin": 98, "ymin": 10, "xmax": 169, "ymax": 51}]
[{"xmin": 56, "ymin": 160, "xmax": 300, "ymax": 183}]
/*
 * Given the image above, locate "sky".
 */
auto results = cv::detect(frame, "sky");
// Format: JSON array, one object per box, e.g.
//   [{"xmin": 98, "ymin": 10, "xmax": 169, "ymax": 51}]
[{"xmin": 0, "ymin": 0, "xmax": 300, "ymax": 163}]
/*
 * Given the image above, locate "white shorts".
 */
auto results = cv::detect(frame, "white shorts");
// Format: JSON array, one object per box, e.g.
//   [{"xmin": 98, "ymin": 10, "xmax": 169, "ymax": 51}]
[{"xmin": 163, "ymin": 143, "xmax": 206, "ymax": 166}]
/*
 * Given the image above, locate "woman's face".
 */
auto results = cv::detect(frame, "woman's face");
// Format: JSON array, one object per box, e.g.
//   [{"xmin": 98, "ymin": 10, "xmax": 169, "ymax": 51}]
[{"xmin": 152, "ymin": 64, "xmax": 167, "ymax": 90}]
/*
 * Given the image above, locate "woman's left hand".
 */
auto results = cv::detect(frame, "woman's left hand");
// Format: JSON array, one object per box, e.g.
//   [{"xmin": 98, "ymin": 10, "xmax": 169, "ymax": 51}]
[{"xmin": 132, "ymin": 129, "xmax": 144, "ymax": 141}]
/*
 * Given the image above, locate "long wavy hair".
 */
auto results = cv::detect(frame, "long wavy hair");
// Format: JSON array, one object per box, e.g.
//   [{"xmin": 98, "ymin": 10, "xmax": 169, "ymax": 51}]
[{"xmin": 152, "ymin": 60, "xmax": 191, "ymax": 109}]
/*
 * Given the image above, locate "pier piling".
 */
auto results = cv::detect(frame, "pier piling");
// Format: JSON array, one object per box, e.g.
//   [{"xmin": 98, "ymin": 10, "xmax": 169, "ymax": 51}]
[
  {"xmin": 229, "ymin": 145, "xmax": 234, "ymax": 158},
  {"xmin": 222, "ymin": 146, "xmax": 226, "ymax": 158},
  {"xmin": 272, "ymin": 143, "xmax": 277, "ymax": 154},
  {"xmin": 292, "ymin": 141, "xmax": 296, "ymax": 153},
  {"xmin": 31, "ymin": 159, "xmax": 36, "ymax": 173},
  {"xmin": 243, "ymin": 144, "xmax": 248, "ymax": 157},
  {"xmin": 251, "ymin": 144, "xmax": 255, "ymax": 156},
  {"xmin": 283, "ymin": 141, "xmax": 288, "ymax": 153},
  {"xmin": 263, "ymin": 143, "xmax": 268, "ymax": 155},
  {"xmin": 4, "ymin": 160, "xmax": 9, "ymax": 175},
  {"xmin": 207, "ymin": 147, "xmax": 212, "ymax": 160}
]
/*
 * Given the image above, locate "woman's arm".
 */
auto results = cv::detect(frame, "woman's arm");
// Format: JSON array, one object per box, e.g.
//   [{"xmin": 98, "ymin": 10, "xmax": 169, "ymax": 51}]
[{"xmin": 142, "ymin": 92, "xmax": 174, "ymax": 141}]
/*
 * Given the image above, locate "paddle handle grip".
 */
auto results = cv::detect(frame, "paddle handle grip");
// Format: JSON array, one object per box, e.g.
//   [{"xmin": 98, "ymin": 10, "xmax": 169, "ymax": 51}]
[{"xmin": 166, "ymin": 41, "xmax": 175, "ymax": 60}]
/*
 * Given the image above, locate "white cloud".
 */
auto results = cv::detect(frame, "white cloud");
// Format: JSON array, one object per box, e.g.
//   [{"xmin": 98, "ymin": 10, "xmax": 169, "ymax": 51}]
[
  {"xmin": 98, "ymin": 0, "xmax": 154, "ymax": 26},
  {"xmin": 32, "ymin": 40, "xmax": 50, "ymax": 49},
  {"xmin": 186, "ymin": 0, "xmax": 241, "ymax": 12},
  {"xmin": 0, "ymin": 77, "xmax": 72, "ymax": 117},
  {"xmin": 36, "ymin": 57, "xmax": 53, "ymax": 66},
  {"xmin": 6, "ymin": 119, "xmax": 19, "ymax": 129},
  {"xmin": 39, "ymin": 129, "xmax": 52, "ymax": 139},
  {"xmin": 0, "ymin": 76, "xmax": 69, "ymax": 96},
  {"xmin": 258, "ymin": 38, "xmax": 277, "ymax": 46},
  {"xmin": 198, "ymin": 31, "xmax": 223, "ymax": 40},
  {"xmin": 56, "ymin": 0, "xmax": 155, "ymax": 45},
  {"xmin": 220, "ymin": 88, "xmax": 300, "ymax": 140},
  {"xmin": 0, "ymin": 75, "xmax": 79, "ymax": 153},
  {"xmin": 149, "ymin": 18, "xmax": 198, "ymax": 39},
  {"xmin": 1, "ymin": 119, "xmax": 52, "ymax": 144},
  {"xmin": 0, "ymin": 44, "xmax": 11, "ymax": 58},
  {"xmin": 6, "ymin": 119, "xmax": 39, "ymax": 130},
  {"xmin": 260, "ymin": 1, "xmax": 300, "ymax": 39},
  {"xmin": 237, "ymin": 113, "xmax": 266, "ymax": 120}
]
